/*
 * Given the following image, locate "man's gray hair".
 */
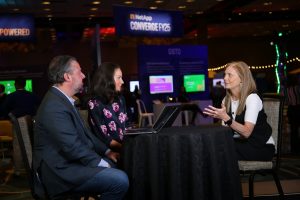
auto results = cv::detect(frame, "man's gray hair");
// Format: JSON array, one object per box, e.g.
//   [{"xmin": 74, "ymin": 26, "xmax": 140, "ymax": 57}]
[{"xmin": 48, "ymin": 55, "xmax": 77, "ymax": 84}]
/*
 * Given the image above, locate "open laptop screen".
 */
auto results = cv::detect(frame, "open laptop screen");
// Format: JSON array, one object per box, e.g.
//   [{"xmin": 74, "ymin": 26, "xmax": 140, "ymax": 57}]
[
  {"xmin": 152, "ymin": 105, "xmax": 180, "ymax": 131},
  {"xmin": 125, "ymin": 105, "xmax": 180, "ymax": 135}
]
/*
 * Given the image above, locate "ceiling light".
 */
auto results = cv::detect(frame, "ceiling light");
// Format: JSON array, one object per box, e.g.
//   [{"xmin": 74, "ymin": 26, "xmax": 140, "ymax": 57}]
[
  {"xmin": 44, "ymin": 8, "xmax": 51, "ymax": 11},
  {"xmin": 263, "ymin": 2, "xmax": 272, "ymax": 6},
  {"xmin": 90, "ymin": 8, "xmax": 98, "ymax": 11},
  {"xmin": 124, "ymin": 1, "xmax": 133, "ymax": 4},
  {"xmin": 196, "ymin": 11, "xmax": 203, "ymax": 15},
  {"xmin": 216, "ymin": 0, "xmax": 223, "ymax": 2},
  {"xmin": 178, "ymin": 5, "xmax": 186, "ymax": 9},
  {"xmin": 281, "ymin": 7, "xmax": 289, "ymax": 11},
  {"xmin": 42, "ymin": 1, "xmax": 51, "ymax": 5},
  {"xmin": 186, "ymin": 0, "xmax": 195, "ymax": 2},
  {"xmin": 92, "ymin": 1, "xmax": 101, "ymax": 5},
  {"xmin": 13, "ymin": 8, "xmax": 19, "ymax": 11},
  {"xmin": 155, "ymin": 0, "xmax": 164, "ymax": 3},
  {"xmin": 149, "ymin": 6, "xmax": 157, "ymax": 10}
]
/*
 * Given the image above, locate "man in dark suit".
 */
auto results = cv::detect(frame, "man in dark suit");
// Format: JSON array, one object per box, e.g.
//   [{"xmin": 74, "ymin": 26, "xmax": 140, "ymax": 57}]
[
  {"xmin": 0, "ymin": 77, "xmax": 40, "ymax": 118},
  {"xmin": 33, "ymin": 55, "xmax": 129, "ymax": 199}
]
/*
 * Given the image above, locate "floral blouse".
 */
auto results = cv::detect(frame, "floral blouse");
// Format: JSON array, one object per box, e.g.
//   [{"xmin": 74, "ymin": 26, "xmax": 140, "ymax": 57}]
[{"xmin": 88, "ymin": 96, "xmax": 127, "ymax": 146}]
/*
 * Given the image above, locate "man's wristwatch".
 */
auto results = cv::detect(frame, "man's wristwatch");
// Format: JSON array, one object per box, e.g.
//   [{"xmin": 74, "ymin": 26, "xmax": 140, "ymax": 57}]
[{"xmin": 224, "ymin": 117, "xmax": 233, "ymax": 126}]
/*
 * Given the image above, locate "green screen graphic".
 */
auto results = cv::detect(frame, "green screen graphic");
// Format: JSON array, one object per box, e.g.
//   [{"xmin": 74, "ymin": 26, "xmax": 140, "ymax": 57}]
[
  {"xmin": 183, "ymin": 74, "xmax": 205, "ymax": 92},
  {"xmin": 0, "ymin": 80, "xmax": 33, "ymax": 94}
]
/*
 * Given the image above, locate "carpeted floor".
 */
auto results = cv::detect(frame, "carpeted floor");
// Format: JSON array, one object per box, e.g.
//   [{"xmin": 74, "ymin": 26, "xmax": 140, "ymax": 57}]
[
  {"xmin": 243, "ymin": 194, "xmax": 300, "ymax": 200},
  {"xmin": 1, "ymin": 154, "xmax": 299, "ymax": 200}
]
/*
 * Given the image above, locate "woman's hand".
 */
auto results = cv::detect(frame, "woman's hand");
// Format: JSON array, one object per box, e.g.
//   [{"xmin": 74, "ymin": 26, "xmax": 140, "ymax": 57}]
[
  {"xmin": 204, "ymin": 104, "xmax": 254, "ymax": 138},
  {"xmin": 203, "ymin": 104, "xmax": 230, "ymax": 121}
]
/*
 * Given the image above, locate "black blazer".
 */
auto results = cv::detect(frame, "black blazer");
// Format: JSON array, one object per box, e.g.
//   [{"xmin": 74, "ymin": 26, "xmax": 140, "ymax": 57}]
[{"xmin": 33, "ymin": 87, "xmax": 109, "ymax": 198}]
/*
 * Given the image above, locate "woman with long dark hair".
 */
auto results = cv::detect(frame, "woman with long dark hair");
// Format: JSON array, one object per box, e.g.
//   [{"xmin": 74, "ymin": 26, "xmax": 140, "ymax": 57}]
[{"xmin": 88, "ymin": 62, "xmax": 126, "ymax": 151}]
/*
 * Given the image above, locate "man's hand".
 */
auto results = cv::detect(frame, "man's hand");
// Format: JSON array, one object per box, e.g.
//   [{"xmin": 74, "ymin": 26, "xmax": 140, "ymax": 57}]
[
  {"xmin": 110, "ymin": 139, "xmax": 122, "ymax": 150},
  {"xmin": 106, "ymin": 151, "xmax": 120, "ymax": 163}
]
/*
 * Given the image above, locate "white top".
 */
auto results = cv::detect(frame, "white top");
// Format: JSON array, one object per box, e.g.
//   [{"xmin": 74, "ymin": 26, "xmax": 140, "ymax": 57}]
[{"xmin": 225, "ymin": 94, "xmax": 274, "ymax": 144}]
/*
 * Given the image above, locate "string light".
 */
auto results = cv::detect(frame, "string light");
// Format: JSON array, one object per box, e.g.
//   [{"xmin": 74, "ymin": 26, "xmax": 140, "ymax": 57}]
[{"xmin": 208, "ymin": 56, "xmax": 299, "ymax": 71}]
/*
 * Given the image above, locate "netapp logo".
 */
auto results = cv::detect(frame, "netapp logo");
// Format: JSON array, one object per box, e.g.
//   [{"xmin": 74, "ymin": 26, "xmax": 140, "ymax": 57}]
[{"xmin": 129, "ymin": 14, "xmax": 152, "ymax": 22}]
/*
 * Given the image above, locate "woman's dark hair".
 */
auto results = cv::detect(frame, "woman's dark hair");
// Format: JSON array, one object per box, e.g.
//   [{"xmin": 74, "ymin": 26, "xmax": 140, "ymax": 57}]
[
  {"xmin": 48, "ymin": 55, "xmax": 76, "ymax": 84},
  {"xmin": 91, "ymin": 62, "xmax": 121, "ymax": 104}
]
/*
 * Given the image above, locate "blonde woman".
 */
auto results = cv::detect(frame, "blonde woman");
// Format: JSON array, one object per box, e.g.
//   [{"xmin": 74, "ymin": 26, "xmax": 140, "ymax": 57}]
[{"xmin": 204, "ymin": 61, "xmax": 275, "ymax": 161}]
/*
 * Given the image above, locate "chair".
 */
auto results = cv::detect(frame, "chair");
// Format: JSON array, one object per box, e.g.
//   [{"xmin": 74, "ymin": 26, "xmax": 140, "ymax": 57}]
[
  {"xmin": 8, "ymin": 113, "xmax": 39, "ymax": 198},
  {"xmin": 238, "ymin": 94, "xmax": 285, "ymax": 199},
  {"xmin": 136, "ymin": 99, "xmax": 154, "ymax": 127},
  {"xmin": 182, "ymin": 111, "xmax": 190, "ymax": 126},
  {"xmin": 8, "ymin": 113, "xmax": 99, "ymax": 200},
  {"xmin": 0, "ymin": 120, "xmax": 14, "ymax": 183},
  {"xmin": 0, "ymin": 120, "xmax": 13, "ymax": 159}
]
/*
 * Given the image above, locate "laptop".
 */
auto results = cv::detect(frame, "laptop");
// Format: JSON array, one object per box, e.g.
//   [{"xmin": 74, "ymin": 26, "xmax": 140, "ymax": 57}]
[{"xmin": 125, "ymin": 105, "xmax": 181, "ymax": 135}]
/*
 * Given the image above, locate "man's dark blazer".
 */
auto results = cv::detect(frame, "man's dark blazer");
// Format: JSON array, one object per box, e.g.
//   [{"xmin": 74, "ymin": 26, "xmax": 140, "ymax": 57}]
[{"xmin": 33, "ymin": 87, "xmax": 109, "ymax": 198}]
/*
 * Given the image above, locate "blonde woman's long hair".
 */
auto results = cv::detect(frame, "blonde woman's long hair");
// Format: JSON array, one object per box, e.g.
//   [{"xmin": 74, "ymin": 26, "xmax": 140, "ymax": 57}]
[{"xmin": 224, "ymin": 61, "xmax": 257, "ymax": 115}]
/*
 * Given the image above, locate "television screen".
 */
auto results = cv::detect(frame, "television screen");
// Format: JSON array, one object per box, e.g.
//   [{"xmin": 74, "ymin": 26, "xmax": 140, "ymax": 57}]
[
  {"xmin": 212, "ymin": 78, "xmax": 225, "ymax": 87},
  {"xmin": 0, "ymin": 80, "xmax": 33, "ymax": 94},
  {"xmin": 149, "ymin": 75, "xmax": 173, "ymax": 94},
  {"xmin": 129, "ymin": 81, "xmax": 140, "ymax": 92},
  {"xmin": 183, "ymin": 74, "xmax": 205, "ymax": 92}
]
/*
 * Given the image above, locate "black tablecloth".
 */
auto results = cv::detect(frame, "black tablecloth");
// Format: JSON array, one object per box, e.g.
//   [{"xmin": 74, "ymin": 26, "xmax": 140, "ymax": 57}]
[{"xmin": 121, "ymin": 125, "xmax": 242, "ymax": 200}]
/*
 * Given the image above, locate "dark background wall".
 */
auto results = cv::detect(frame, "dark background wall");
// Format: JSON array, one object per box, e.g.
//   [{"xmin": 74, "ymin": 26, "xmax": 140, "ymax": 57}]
[{"xmin": 0, "ymin": 32, "xmax": 299, "ymax": 98}]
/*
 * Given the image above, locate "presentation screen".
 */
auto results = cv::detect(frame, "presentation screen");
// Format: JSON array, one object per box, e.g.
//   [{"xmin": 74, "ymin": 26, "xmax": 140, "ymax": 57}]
[
  {"xmin": 0, "ymin": 79, "xmax": 33, "ymax": 94},
  {"xmin": 183, "ymin": 74, "xmax": 205, "ymax": 92},
  {"xmin": 114, "ymin": 6, "xmax": 183, "ymax": 37},
  {"xmin": 129, "ymin": 80, "xmax": 140, "ymax": 92},
  {"xmin": 149, "ymin": 75, "xmax": 173, "ymax": 94}
]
